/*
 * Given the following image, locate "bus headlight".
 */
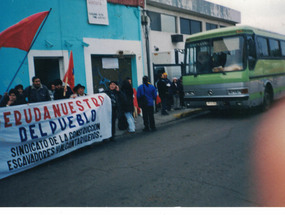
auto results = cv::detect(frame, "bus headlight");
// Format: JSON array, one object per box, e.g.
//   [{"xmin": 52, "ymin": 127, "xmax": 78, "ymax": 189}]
[{"xmin": 228, "ymin": 88, "xmax": 248, "ymax": 95}]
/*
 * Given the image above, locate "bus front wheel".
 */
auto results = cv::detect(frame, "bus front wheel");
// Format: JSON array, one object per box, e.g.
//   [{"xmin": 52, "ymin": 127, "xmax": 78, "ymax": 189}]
[{"xmin": 262, "ymin": 87, "xmax": 273, "ymax": 111}]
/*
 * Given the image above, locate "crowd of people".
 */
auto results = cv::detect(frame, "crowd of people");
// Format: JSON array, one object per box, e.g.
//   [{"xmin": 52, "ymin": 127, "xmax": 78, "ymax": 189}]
[
  {"xmin": 156, "ymin": 72, "xmax": 184, "ymax": 115},
  {"xmin": 0, "ymin": 76, "xmax": 88, "ymax": 107},
  {"xmin": 106, "ymin": 73, "xmax": 184, "ymax": 141},
  {"xmin": 0, "ymin": 72, "xmax": 184, "ymax": 142}
]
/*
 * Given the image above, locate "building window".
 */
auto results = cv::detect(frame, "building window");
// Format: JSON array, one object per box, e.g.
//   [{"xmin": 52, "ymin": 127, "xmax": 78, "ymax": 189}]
[
  {"xmin": 180, "ymin": 18, "xmax": 190, "ymax": 34},
  {"xmin": 180, "ymin": 18, "xmax": 202, "ymax": 35},
  {"xmin": 191, "ymin": 20, "xmax": 202, "ymax": 34},
  {"xmin": 148, "ymin": 11, "xmax": 176, "ymax": 33},
  {"xmin": 161, "ymin": 14, "xmax": 176, "ymax": 33},
  {"xmin": 269, "ymin": 39, "xmax": 281, "ymax": 57},
  {"xmin": 148, "ymin": 11, "xmax": 161, "ymax": 31},
  {"xmin": 34, "ymin": 57, "xmax": 62, "ymax": 88},
  {"xmin": 206, "ymin": 23, "xmax": 218, "ymax": 31}
]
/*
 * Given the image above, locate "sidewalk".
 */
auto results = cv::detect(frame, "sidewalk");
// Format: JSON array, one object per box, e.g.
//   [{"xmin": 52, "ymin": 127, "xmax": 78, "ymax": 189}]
[{"xmin": 116, "ymin": 107, "xmax": 202, "ymax": 137}]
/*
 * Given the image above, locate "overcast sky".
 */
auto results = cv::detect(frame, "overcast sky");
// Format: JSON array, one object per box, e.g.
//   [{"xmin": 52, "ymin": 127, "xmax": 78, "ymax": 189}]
[{"xmin": 206, "ymin": 0, "xmax": 285, "ymax": 35}]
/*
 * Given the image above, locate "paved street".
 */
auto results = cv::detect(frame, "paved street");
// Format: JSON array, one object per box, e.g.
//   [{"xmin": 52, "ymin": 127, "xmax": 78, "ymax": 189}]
[{"xmin": 0, "ymin": 109, "xmax": 262, "ymax": 207}]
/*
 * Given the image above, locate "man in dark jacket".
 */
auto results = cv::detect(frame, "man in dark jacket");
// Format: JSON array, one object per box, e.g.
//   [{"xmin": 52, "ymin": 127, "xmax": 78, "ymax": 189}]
[
  {"xmin": 105, "ymin": 81, "xmax": 123, "ymax": 141},
  {"xmin": 24, "ymin": 76, "xmax": 51, "ymax": 103},
  {"xmin": 53, "ymin": 79, "xmax": 73, "ymax": 100},
  {"xmin": 157, "ymin": 73, "xmax": 169, "ymax": 115}
]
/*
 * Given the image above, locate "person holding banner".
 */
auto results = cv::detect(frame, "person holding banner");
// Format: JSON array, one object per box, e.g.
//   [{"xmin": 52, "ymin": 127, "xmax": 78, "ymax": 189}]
[
  {"xmin": 1, "ymin": 85, "xmax": 26, "ymax": 106},
  {"xmin": 24, "ymin": 76, "xmax": 51, "ymax": 103},
  {"xmin": 15, "ymin": 84, "xmax": 27, "ymax": 105},
  {"xmin": 0, "ymin": 89, "xmax": 19, "ymax": 107},
  {"xmin": 0, "ymin": 92, "xmax": 9, "ymax": 107},
  {"xmin": 70, "ymin": 84, "xmax": 87, "ymax": 99},
  {"xmin": 53, "ymin": 79, "xmax": 73, "ymax": 100}
]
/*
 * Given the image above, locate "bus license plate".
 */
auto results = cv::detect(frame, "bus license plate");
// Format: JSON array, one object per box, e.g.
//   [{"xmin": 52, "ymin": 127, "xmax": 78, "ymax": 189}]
[{"xmin": 206, "ymin": 101, "xmax": 217, "ymax": 106}]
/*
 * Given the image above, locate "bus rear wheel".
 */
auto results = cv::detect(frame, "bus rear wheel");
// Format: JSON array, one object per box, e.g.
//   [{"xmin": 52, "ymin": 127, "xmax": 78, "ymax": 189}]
[{"xmin": 262, "ymin": 87, "xmax": 273, "ymax": 111}]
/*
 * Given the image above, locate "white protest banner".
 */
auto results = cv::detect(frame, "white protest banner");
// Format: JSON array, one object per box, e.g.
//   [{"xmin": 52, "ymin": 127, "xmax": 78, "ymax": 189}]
[{"xmin": 0, "ymin": 93, "xmax": 111, "ymax": 179}]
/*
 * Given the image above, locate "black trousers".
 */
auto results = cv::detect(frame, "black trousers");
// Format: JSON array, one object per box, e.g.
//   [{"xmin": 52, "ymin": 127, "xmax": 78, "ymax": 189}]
[
  {"xmin": 160, "ymin": 97, "xmax": 168, "ymax": 114},
  {"xmin": 142, "ymin": 106, "xmax": 156, "ymax": 130},
  {"xmin": 111, "ymin": 107, "xmax": 117, "ymax": 137}
]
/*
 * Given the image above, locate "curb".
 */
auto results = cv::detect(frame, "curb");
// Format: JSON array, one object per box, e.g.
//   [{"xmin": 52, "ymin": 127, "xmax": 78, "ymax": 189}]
[
  {"xmin": 116, "ymin": 108, "xmax": 203, "ymax": 139},
  {"xmin": 173, "ymin": 108, "xmax": 202, "ymax": 119}
]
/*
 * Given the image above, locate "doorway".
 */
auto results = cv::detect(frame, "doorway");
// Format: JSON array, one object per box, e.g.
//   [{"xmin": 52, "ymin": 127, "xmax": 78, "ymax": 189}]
[
  {"xmin": 34, "ymin": 57, "xmax": 62, "ymax": 89},
  {"xmin": 91, "ymin": 55, "xmax": 133, "ymax": 93}
]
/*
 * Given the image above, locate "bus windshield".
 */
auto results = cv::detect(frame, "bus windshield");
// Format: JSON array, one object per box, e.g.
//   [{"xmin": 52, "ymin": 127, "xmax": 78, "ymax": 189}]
[{"xmin": 184, "ymin": 36, "xmax": 245, "ymax": 75}]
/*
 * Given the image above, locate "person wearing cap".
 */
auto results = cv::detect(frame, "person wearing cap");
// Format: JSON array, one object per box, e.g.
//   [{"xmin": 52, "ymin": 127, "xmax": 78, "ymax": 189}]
[
  {"xmin": 137, "ymin": 76, "xmax": 157, "ymax": 132},
  {"xmin": 70, "ymin": 84, "xmax": 87, "ymax": 98},
  {"xmin": 157, "ymin": 73, "xmax": 169, "ymax": 115}
]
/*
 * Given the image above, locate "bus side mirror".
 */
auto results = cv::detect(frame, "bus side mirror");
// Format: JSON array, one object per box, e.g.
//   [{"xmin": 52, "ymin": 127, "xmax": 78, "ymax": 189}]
[{"xmin": 248, "ymin": 56, "xmax": 257, "ymax": 70}]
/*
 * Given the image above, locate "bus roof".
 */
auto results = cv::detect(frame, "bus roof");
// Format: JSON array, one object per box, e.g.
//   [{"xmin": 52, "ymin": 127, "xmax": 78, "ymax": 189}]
[{"xmin": 186, "ymin": 25, "xmax": 285, "ymax": 43}]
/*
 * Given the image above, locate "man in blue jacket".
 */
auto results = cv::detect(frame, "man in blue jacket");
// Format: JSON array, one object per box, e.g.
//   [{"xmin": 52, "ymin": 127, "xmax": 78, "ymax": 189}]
[{"xmin": 137, "ymin": 76, "xmax": 157, "ymax": 132}]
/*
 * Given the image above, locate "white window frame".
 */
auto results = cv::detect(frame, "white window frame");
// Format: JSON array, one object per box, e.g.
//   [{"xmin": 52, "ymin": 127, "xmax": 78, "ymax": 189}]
[{"xmin": 27, "ymin": 50, "xmax": 69, "ymax": 85}]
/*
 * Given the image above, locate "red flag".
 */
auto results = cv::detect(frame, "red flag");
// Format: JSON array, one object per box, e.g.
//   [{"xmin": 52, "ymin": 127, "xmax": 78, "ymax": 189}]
[
  {"xmin": 0, "ymin": 11, "xmax": 49, "ymax": 51},
  {"xmin": 63, "ymin": 51, "xmax": 75, "ymax": 92}
]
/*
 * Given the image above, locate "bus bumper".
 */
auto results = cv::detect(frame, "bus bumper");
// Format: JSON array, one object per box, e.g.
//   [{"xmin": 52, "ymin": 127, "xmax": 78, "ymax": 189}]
[{"xmin": 184, "ymin": 96, "xmax": 250, "ymax": 109}]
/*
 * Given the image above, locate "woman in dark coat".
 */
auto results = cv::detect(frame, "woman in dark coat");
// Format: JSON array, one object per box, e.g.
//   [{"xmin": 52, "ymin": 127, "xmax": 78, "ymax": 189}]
[{"xmin": 120, "ymin": 77, "xmax": 135, "ymax": 133}]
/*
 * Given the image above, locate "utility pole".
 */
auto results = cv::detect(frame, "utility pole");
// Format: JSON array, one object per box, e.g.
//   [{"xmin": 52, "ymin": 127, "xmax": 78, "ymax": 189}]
[{"xmin": 142, "ymin": 1, "xmax": 152, "ymax": 83}]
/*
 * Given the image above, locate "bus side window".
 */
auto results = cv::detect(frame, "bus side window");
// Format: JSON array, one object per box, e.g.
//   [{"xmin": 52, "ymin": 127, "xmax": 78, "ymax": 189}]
[{"xmin": 247, "ymin": 36, "xmax": 257, "ymax": 70}]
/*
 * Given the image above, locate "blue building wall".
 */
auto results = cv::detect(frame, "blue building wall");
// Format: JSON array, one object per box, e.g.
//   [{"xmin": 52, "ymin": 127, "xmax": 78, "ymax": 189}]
[{"xmin": 0, "ymin": 0, "xmax": 142, "ymax": 94}]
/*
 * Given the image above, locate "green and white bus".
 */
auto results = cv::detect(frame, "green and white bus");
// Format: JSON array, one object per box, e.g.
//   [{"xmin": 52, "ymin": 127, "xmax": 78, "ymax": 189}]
[{"xmin": 183, "ymin": 25, "xmax": 285, "ymax": 110}]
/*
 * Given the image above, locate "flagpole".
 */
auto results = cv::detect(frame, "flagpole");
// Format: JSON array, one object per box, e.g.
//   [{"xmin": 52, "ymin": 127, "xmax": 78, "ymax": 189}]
[
  {"xmin": 63, "ymin": 77, "xmax": 68, "ymax": 97},
  {"xmin": 63, "ymin": 50, "xmax": 74, "ymax": 97},
  {"xmin": 63, "ymin": 50, "xmax": 71, "ymax": 97},
  {"xmin": 4, "ymin": 8, "xmax": 52, "ymax": 95}
]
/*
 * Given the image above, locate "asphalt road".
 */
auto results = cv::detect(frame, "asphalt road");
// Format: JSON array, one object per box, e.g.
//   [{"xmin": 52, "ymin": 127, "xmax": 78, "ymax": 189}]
[{"xmin": 0, "ymin": 110, "xmax": 262, "ymax": 207}]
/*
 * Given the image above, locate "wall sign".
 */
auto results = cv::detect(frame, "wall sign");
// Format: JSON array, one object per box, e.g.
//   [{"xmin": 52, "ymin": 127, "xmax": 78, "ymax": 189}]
[
  {"xmin": 102, "ymin": 58, "xmax": 119, "ymax": 69},
  {"xmin": 87, "ymin": 0, "xmax": 109, "ymax": 25}
]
